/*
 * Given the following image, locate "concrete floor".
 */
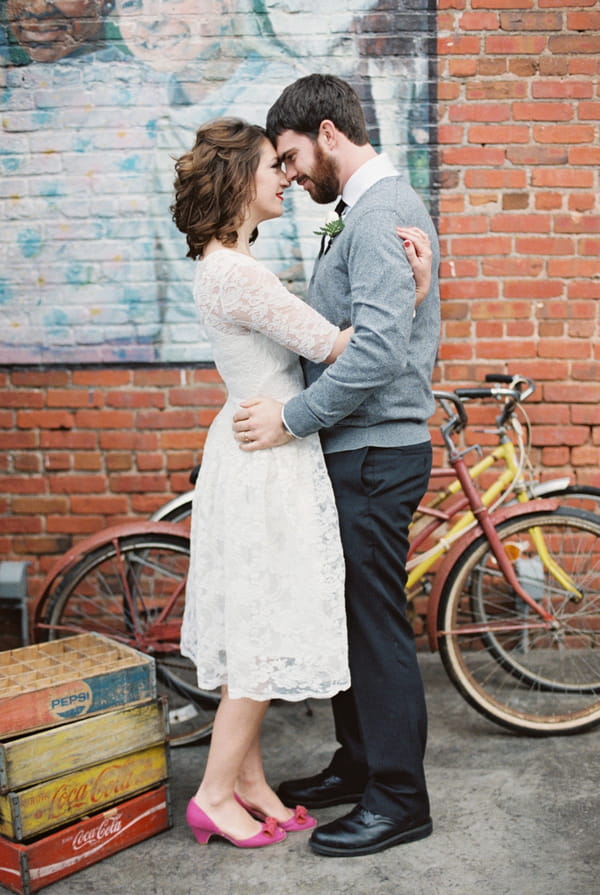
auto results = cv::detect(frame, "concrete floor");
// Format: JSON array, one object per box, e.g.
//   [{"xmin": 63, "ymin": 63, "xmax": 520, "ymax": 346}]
[{"xmin": 16, "ymin": 655, "xmax": 599, "ymax": 895}]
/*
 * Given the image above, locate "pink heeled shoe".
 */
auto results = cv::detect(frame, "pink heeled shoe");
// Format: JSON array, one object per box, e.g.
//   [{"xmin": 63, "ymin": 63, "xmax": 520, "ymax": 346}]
[
  {"xmin": 186, "ymin": 798, "xmax": 286, "ymax": 848},
  {"xmin": 235, "ymin": 794, "xmax": 317, "ymax": 832}
]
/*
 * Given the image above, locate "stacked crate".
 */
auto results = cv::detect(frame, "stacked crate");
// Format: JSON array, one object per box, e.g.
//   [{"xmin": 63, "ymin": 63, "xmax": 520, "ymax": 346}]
[{"xmin": 0, "ymin": 633, "xmax": 172, "ymax": 895}]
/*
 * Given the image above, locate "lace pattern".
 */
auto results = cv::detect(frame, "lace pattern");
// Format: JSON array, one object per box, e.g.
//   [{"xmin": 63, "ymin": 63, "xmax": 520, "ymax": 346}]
[{"xmin": 180, "ymin": 249, "xmax": 350, "ymax": 701}]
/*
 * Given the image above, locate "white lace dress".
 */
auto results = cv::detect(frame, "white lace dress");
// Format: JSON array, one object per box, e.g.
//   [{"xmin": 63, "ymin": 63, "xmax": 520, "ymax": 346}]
[{"xmin": 180, "ymin": 249, "xmax": 350, "ymax": 701}]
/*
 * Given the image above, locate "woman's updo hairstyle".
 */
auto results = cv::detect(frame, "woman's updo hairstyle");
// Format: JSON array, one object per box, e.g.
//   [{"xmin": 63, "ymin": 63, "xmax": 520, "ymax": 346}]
[{"xmin": 171, "ymin": 117, "xmax": 267, "ymax": 259}]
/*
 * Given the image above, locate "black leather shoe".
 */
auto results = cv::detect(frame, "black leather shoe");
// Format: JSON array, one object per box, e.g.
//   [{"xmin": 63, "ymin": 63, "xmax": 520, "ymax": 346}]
[
  {"xmin": 277, "ymin": 770, "xmax": 365, "ymax": 809},
  {"xmin": 309, "ymin": 805, "xmax": 433, "ymax": 857}
]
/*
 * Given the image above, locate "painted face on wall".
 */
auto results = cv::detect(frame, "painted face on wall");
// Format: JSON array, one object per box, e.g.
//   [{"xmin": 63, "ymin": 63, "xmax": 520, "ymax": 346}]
[
  {"xmin": 6, "ymin": 0, "xmax": 107, "ymax": 62},
  {"xmin": 112, "ymin": 0, "xmax": 236, "ymax": 72},
  {"xmin": 264, "ymin": 0, "xmax": 370, "ymax": 57}
]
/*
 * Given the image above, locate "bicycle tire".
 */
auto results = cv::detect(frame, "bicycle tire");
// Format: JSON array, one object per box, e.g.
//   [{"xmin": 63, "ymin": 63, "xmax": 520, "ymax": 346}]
[
  {"xmin": 42, "ymin": 532, "xmax": 219, "ymax": 747},
  {"xmin": 541, "ymin": 484, "xmax": 600, "ymax": 516},
  {"xmin": 437, "ymin": 508, "xmax": 600, "ymax": 735}
]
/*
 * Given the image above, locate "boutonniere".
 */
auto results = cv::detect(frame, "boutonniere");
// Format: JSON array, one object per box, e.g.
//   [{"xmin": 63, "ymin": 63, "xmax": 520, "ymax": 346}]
[{"xmin": 314, "ymin": 210, "xmax": 345, "ymax": 239}]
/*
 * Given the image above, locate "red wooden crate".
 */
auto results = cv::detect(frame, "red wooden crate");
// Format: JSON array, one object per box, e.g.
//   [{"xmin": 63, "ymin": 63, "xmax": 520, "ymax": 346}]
[{"xmin": 0, "ymin": 783, "xmax": 171, "ymax": 895}]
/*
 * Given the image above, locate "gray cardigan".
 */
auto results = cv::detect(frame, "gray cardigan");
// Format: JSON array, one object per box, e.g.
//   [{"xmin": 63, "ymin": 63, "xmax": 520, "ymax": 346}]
[{"xmin": 283, "ymin": 176, "xmax": 441, "ymax": 454}]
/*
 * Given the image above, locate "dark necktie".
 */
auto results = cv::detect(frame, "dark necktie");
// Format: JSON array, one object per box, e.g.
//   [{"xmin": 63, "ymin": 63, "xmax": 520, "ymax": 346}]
[{"xmin": 319, "ymin": 198, "xmax": 348, "ymax": 259}]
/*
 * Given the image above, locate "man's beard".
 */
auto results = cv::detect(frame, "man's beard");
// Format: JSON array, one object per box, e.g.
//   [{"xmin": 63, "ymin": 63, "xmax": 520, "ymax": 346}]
[{"xmin": 306, "ymin": 143, "xmax": 340, "ymax": 205}]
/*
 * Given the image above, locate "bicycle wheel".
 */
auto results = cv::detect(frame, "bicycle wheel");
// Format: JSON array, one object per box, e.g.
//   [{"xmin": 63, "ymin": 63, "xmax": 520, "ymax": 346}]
[
  {"xmin": 437, "ymin": 508, "xmax": 600, "ymax": 735},
  {"xmin": 43, "ymin": 532, "xmax": 219, "ymax": 746},
  {"xmin": 542, "ymin": 484, "xmax": 600, "ymax": 516}
]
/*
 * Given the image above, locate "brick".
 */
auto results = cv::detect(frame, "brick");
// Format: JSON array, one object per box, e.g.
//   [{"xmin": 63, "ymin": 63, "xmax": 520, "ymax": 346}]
[
  {"xmin": 490, "ymin": 214, "xmax": 552, "ymax": 233},
  {"xmin": 17, "ymin": 410, "xmax": 74, "ymax": 429},
  {"xmin": 513, "ymin": 102, "xmax": 574, "ymax": 121},
  {"xmin": 532, "ymin": 81, "xmax": 594, "ymax": 99},
  {"xmin": 468, "ymin": 124, "xmax": 530, "ymax": 143},
  {"xmin": 548, "ymin": 34, "xmax": 600, "ymax": 54},
  {"xmin": 534, "ymin": 193, "xmax": 563, "ymax": 211},
  {"xmin": 502, "ymin": 193, "xmax": 529, "ymax": 210},
  {"xmin": 500, "ymin": 11, "xmax": 562, "ymax": 29},
  {"xmin": 452, "ymin": 236, "xmax": 513, "ymax": 255},
  {"xmin": 466, "ymin": 81, "xmax": 528, "ymax": 100},
  {"xmin": 459, "ymin": 12, "xmax": 500, "ymax": 29},
  {"xmin": 507, "ymin": 146, "xmax": 568, "ymax": 165},
  {"xmin": 0, "ymin": 391, "xmax": 44, "ymax": 409},
  {"xmin": 48, "ymin": 474, "xmax": 108, "ymax": 494},
  {"xmin": 46, "ymin": 389, "xmax": 104, "ymax": 408},
  {"xmin": 108, "ymin": 474, "xmax": 169, "ymax": 493},
  {"xmin": 471, "ymin": 300, "xmax": 531, "ymax": 319},
  {"xmin": 532, "ymin": 426, "xmax": 590, "ymax": 447},
  {"xmin": 567, "ymin": 11, "xmax": 600, "ymax": 30},
  {"xmin": 538, "ymin": 340, "xmax": 592, "ymax": 360},
  {"xmin": 448, "ymin": 59, "xmax": 478, "ymax": 78},
  {"xmin": 579, "ymin": 103, "xmax": 600, "ymax": 120},
  {"xmin": 531, "ymin": 169, "xmax": 594, "ymax": 188},
  {"xmin": 99, "ymin": 432, "xmax": 160, "ymax": 450},
  {"xmin": 440, "ymin": 280, "xmax": 500, "ymax": 299},
  {"xmin": 75, "ymin": 409, "xmax": 135, "ymax": 428},
  {"xmin": 503, "ymin": 280, "xmax": 564, "ymax": 299},
  {"xmin": 438, "ymin": 35, "xmax": 481, "ymax": 55},
  {"xmin": 515, "ymin": 237, "xmax": 575, "ymax": 255},
  {"xmin": 533, "ymin": 124, "xmax": 595, "ymax": 144},
  {"xmin": 442, "ymin": 147, "xmax": 506, "ymax": 166},
  {"xmin": 568, "ymin": 194, "xmax": 596, "ymax": 213},
  {"xmin": 477, "ymin": 340, "xmax": 536, "ymax": 359},
  {"xmin": 548, "ymin": 258, "xmax": 600, "ymax": 279},
  {"xmin": 555, "ymin": 215, "xmax": 600, "ymax": 234},
  {"xmin": 485, "ymin": 35, "xmax": 547, "ymax": 54},
  {"xmin": 105, "ymin": 390, "xmax": 166, "ymax": 409},
  {"xmin": 449, "ymin": 103, "xmax": 510, "ymax": 122},
  {"xmin": 70, "ymin": 495, "xmax": 129, "ymax": 514}
]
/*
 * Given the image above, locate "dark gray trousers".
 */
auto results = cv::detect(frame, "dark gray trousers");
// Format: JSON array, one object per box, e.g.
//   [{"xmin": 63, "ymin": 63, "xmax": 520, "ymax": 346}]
[{"xmin": 325, "ymin": 442, "xmax": 432, "ymax": 823}]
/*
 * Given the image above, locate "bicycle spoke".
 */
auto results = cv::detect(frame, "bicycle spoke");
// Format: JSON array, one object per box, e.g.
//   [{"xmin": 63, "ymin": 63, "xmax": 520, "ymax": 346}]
[{"xmin": 438, "ymin": 510, "xmax": 600, "ymax": 734}]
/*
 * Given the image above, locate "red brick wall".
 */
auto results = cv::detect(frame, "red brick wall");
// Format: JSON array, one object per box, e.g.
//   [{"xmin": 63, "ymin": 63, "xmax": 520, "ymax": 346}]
[
  {"xmin": 435, "ymin": 0, "xmax": 600, "ymax": 481},
  {"xmin": 1, "ymin": 1, "xmax": 599, "ymax": 647}
]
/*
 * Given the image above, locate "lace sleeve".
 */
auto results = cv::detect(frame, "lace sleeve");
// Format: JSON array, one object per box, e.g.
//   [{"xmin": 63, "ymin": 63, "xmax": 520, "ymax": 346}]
[{"xmin": 207, "ymin": 253, "xmax": 339, "ymax": 363}]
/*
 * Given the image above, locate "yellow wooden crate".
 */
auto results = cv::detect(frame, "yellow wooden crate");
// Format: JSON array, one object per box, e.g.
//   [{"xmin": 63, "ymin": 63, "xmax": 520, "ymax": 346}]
[
  {"xmin": 0, "ymin": 743, "xmax": 169, "ymax": 841},
  {"xmin": 0, "ymin": 634, "xmax": 156, "ymax": 739},
  {"xmin": 0, "ymin": 699, "xmax": 168, "ymax": 794}
]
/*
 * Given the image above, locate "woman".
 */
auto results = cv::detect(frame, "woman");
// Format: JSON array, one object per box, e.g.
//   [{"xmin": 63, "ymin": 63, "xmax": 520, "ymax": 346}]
[{"xmin": 171, "ymin": 117, "xmax": 431, "ymax": 849}]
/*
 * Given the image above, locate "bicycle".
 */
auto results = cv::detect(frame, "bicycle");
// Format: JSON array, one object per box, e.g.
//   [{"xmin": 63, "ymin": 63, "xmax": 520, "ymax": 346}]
[{"xmin": 32, "ymin": 375, "xmax": 600, "ymax": 739}]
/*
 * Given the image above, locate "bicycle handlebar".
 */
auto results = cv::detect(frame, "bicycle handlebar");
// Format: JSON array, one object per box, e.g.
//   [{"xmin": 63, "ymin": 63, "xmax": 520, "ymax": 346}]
[{"xmin": 434, "ymin": 374, "xmax": 536, "ymax": 444}]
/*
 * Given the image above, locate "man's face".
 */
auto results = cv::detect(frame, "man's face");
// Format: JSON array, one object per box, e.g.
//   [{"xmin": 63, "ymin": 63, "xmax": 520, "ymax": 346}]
[
  {"xmin": 7, "ymin": 0, "xmax": 105, "ymax": 62},
  {"xmin": 276, "ymin": 130, "xmax": 340, "ymax": 205},
  {"xmin": 113, "ymin": 0, "xmax": 235, "ymax": 72}
]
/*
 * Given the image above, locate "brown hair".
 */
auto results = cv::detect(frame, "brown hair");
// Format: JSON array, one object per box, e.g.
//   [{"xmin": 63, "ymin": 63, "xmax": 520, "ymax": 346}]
[
  {"xmin": 171, "ymin": 117, "xmax": 267, "ymax": 259},
  {"xmin": 266, "ymin": 74, "xmax": 369, "ymax": 147}
]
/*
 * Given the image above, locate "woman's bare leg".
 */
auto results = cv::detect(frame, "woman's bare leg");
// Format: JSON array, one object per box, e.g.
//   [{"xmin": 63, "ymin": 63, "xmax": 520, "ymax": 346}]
[
  {"xmin": 192, "ymin": 688, "xmax": 270, "ymax": 840},
  {"xmin": 236, "ymin": 730, "xmax": 294, "ymax": 823}
]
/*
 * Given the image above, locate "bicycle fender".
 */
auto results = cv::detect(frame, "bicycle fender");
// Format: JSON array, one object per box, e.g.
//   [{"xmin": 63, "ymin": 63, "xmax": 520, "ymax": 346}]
[
  {"xmin": 425, "ymin": 498, "xmax": 560, "ymax": 652},
  {"xmin": 32, "ymin": 521, "xmax": 189, "ymax": 628}
]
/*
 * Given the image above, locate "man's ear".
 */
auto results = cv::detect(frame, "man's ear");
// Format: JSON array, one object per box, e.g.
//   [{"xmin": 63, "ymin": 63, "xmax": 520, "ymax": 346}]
[{"xmin": 317, "ymin": 119, "xmax": 338, "ymax": 150}]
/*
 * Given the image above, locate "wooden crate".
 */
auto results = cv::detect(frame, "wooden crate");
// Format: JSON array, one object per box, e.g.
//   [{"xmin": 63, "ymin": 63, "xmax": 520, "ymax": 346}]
[
  {"xmin": 0, "ymin": 743, "xmax": 169, "ymax": 841},
  {"xmin": 0, "ymin": 634, "xmax": 156, "ymax": 740},
  {"xmin": 0, "ymin": 783, "xmax": 172, "ymax": 895},
  {"xmin": 0, "ymin": 699, "xmax": 168, "ymax": 794}
]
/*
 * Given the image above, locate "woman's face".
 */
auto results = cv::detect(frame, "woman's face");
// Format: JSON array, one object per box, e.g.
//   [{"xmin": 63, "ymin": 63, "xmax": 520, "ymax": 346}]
[
  {"xmin": 113, "ymin": 0, "xmax": 235, "ymax": 71},
  {"xmin": 7, "ymin": 0, "xmax": 106, "ymax": 62},
  {"xmin": 250, "ymin": 139, "xmax": 290, "ymax": 226}
]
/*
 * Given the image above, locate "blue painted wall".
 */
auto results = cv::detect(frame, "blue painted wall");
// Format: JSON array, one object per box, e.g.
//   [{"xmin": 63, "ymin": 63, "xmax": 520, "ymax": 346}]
[{"xmin": 1, "ymin": 0, "xmax": 435, "ymax": 364}]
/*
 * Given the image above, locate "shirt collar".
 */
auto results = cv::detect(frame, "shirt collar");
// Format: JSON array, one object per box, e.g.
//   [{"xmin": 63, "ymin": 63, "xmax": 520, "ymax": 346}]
[{"xmin": 341, "ymin": 153, "xmax": 398, "ymax": 210}]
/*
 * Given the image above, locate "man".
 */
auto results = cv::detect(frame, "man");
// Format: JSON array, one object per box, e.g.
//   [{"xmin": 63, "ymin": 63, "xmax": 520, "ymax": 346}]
[{"xmin": 232, "ymin": 74, "xmax": 440, "ymax": 857}]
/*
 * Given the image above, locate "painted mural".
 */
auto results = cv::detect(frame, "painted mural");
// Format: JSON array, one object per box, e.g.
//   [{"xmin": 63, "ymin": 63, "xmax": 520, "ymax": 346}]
[{"xmin": 0, "ymin": 0, "xmax": 434, "ymax": 364}]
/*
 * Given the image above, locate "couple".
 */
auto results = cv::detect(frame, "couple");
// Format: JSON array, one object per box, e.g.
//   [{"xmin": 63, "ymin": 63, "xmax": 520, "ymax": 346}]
[{"xmin": 172, "ymin": 74, "xmax": 440, "ymax": 857}]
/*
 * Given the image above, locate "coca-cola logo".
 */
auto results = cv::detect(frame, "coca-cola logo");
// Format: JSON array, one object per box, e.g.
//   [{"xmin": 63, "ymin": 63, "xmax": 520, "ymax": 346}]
[
  {"xmin": 48, "ymin": 680, "xmax": 93, "ymax": 720},
  {"xmin": 72, "ymin": 814, "xmax": 124, "ymax": 851}
]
